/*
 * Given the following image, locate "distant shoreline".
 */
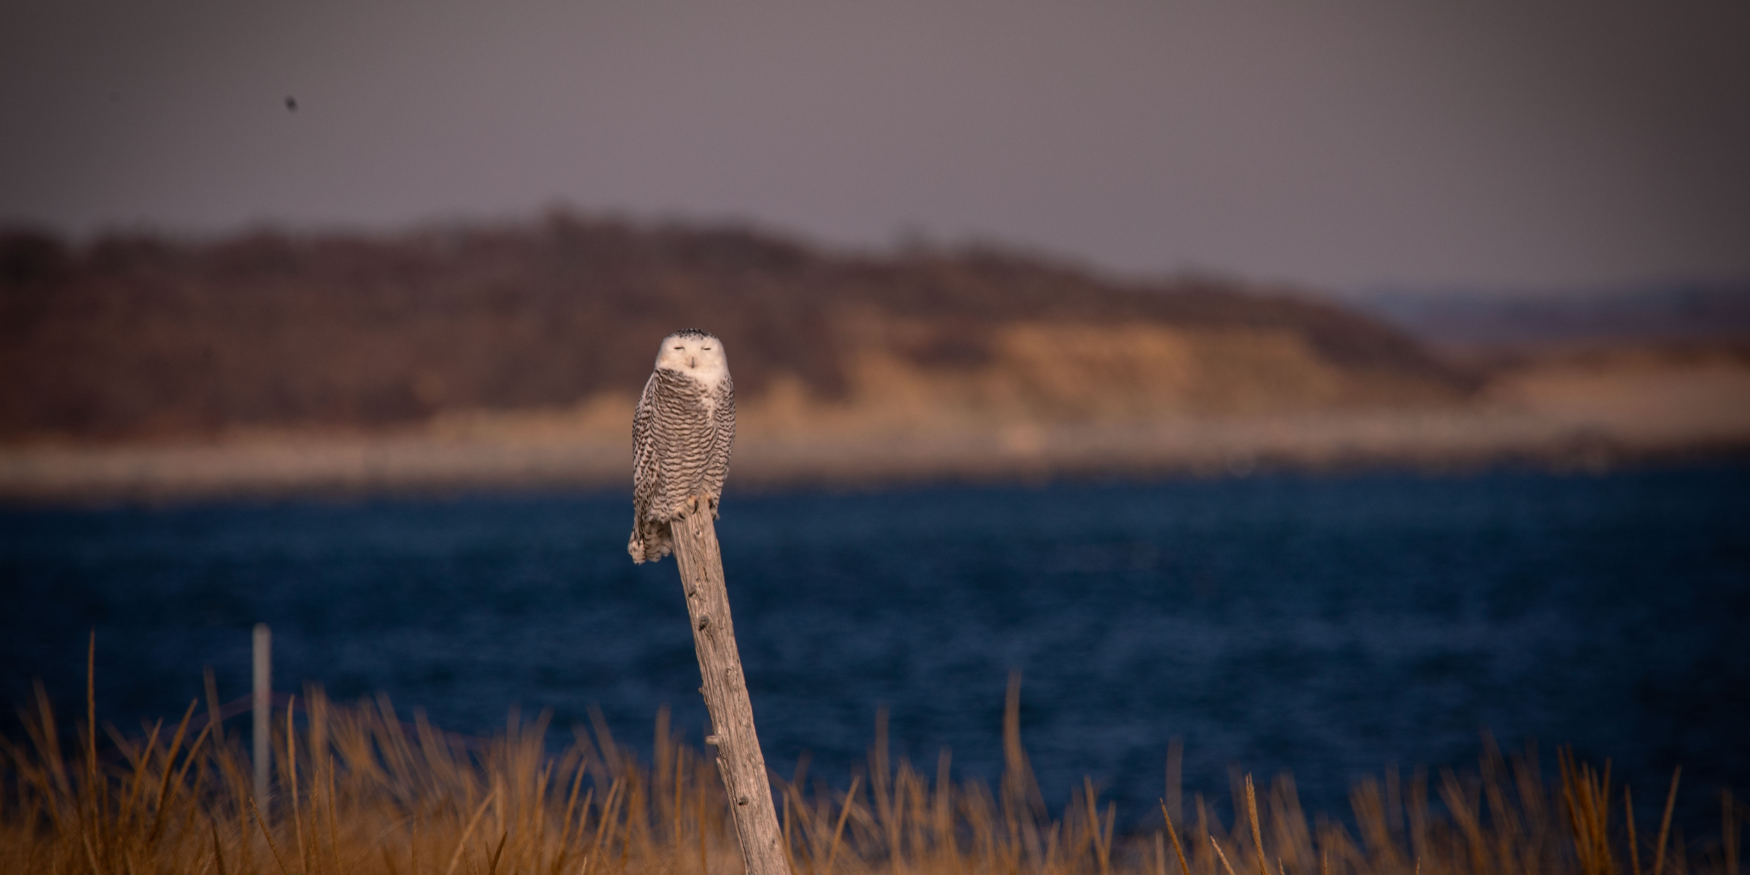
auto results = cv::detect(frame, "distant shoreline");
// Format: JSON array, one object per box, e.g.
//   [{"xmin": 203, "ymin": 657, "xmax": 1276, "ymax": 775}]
[
  {"xmin": 8, "ymin": 220, "xmax": 1745, "ymax": 505},
  {"xmin": 6, "ymin": 351, "xmax": 1746, "ymax": 503},
  {"xmin": 6, "ymin": 403, "xmax": 1747, "ymax": 507}
]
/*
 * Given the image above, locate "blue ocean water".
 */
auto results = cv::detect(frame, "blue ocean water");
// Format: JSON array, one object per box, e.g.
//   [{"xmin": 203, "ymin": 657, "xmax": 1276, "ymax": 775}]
[{"xmin": 2, "ymin": 465, "xmax": 1746, "ymax": 834}]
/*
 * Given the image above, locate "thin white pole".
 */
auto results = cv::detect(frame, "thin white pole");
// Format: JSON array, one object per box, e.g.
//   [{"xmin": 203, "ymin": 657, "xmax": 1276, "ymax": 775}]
[{"xmin": 252, "ymin": 622, "xmax": 271, "ymax": 810}]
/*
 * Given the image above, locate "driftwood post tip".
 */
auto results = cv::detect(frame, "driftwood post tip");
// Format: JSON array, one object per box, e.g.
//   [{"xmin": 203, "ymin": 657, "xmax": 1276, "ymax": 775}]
[{"xmin": 670, "ymin": 505, "xmax": 789, "ymax": 875}]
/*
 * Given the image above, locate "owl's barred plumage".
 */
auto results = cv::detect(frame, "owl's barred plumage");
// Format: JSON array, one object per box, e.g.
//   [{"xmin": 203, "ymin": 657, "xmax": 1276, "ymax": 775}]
[{"xmin": 629, "ymin": 330, "xmax": 736, "ymax": 564}]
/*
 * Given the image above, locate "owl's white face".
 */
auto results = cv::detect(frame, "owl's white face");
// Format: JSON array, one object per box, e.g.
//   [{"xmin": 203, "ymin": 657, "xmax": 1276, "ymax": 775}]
[{"xmin": 654, "ymin": 331, "xmax": 729, "ymax": 384}]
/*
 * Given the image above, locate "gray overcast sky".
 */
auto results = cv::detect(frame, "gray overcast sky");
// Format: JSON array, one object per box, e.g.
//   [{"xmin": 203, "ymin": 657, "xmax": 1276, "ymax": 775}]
[{"xmin": 2, "ymin": 1, "xmax": 1747, "ymax": 290}]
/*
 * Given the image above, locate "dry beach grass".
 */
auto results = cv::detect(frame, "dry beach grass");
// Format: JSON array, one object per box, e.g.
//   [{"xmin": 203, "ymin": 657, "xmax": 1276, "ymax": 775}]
[{"xmin": 3, "ymin": 664, "xmax": 1742, "ymax": 875}]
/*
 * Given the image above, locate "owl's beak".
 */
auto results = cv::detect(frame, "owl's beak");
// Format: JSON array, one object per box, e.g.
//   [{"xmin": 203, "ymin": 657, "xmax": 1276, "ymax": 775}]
[{"xmin": 687, "ymin": 356, "xmax": 697, "ymax": 368}]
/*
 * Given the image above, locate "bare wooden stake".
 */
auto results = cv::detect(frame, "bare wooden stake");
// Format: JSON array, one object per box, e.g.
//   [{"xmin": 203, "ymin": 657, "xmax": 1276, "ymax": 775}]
[
  {"xmin": 253, "ymin": 623, "xmax": 272, "ymax": 810},
  {"xmin": 671, "ymin": 505, "xmax": 789, "ymax": 875}
]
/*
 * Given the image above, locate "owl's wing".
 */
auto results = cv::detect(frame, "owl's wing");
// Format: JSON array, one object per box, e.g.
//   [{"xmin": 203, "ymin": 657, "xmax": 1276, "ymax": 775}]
[
  {"xmin": 703, "ymin": 374, "xmax": 736, "ymax": 513},
  {"xmin": 631, "ymin": 373, "xmax": 660, "ymax": 512},
  {"xmin": 717, "ymin": 373, "xmax": 735, "ymax": 451}
]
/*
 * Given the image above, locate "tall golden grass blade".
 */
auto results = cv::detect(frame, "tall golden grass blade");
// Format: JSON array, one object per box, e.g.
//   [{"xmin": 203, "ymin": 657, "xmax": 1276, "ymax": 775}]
[
  {"xmin": 1159, "ymin": 802, "xmax": 1192, "ymax": 875},
  {"xmin": 872, "ymin": 707, "xmax": 902, "ymax": 875},
  {"xmin": 695, "ymin": 782, "xmax": 710, "ymax": 875},
  {"xmin": 152, "ymin": 706, "xmax": 214, "ymax": 849},
  {"xmin": 487, "ymin": 829, "xmax": 507, "ymax": 875},
  {"xmin": 115, "ymin": 718, "xmax": 162, "ymax": 831},
  {"xmin": 26, "ymin": 679, "xmax": 72, "ymax": 802},
  {"xmin": 1245, "ymin": 775, "xmax": 1267, "ymax": 875},
  {"xmin": 1001, "ymin": 672, "xmax": 1043, "ymax": 818},
  {"xmin": 444, "ymin": 794, "xmax": 494, "ymax": 875},
  {"xmin": 144, "ymin": 701, "xmax": 197, "ymax": 845},
  {"xmin": 782, "ymin": 786, "xmax": 797, "ymax": 875},
  {"xmin": 934, "ymin": 748, "xmax": 956, "ymax": 862},
  {"xmin": 85, "ymin": 630, "xmax": 102, "ymax": 864},
  {"xmin": 824, "ymin": 775, "xmax": 861, "ymax": 875},
  {"xmin": 1085, "ymin": 777, "xmax": 1111, "ymax": 875},
  {"xmin": 550, "ymin": 758, "xmax": 589, "ymax": 874},
  {"xmin": 587, "ymin": 705, "xmax": 620, "ymax": 770},
  {"xmin": 85, "ymin": 630, "xmax": 97, "ymax": 787},
  {"xmin": 325, "ymin": 752, "xmax": 342, "ymax": 875},
  {"xmin": 584, "ymin": 777, "xmax": 625, "ymax": 875},
  {"xmin": 1442, "ymin": 767, "xmax": 1489, "ymax": 871},
  {"xmin": 1042, "ymin": 819, "xmax": 1061, "ymax": 872},
  {"xmin": 1211, "ymin": 836, "xmax": 1239, "ymax": 875},
  {"xmin": 248, "ymin": 792, "xmax": 293, "ymax": 875},
  {"xmin": 286, "ymin": 695, "xmax": 309, "ymax": 875},
  {"xmin": 211, "ymin": 817, "xmax": 230, "ymax": 875},
  {"xmin": 1626, "ymin": 787, "xmax": 1641, "ymax": 875},
  {"xmin": 82, "ymin": 829, "xmax": 103, "ymax": 875},
  {"xmin": 208, "ymin": 815, "xmax": 232, "ymax": 875},
  {"xmin": 1653, "ymin": 767, "xmax": 1679, "ymax": 875},
  {"xmin": 1102, "ymin": 801, "xmax": 1117, "ymax": 875},
  {"xmin": 673, "ymin": 732, "xmax": 690, "ymax": 853},
  {"xmin": 203, "ymin": 669, "xmax": 224, "ymax": 745}
]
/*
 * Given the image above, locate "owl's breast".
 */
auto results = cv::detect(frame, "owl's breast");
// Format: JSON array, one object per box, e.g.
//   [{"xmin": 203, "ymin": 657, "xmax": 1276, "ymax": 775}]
[
  {"xmin": 652, "ymin": 369, "xmax": 728, "ymax": 417},
  {"xmin": 669, "ymin": 372, "xmax": 729, "ymax": 413}
]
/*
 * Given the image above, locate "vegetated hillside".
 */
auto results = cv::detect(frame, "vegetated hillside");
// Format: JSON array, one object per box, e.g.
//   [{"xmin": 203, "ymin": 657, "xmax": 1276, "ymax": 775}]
[{"xmin": 0, "ymin": 214, "xmax": 1471, "ymax": 442}]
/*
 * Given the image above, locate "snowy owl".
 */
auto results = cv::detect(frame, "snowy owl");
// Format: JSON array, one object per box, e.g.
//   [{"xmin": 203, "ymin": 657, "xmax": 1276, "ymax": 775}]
[{"xmin": 628, "ymin": 329, "xmax": 736, "ymax": 564}]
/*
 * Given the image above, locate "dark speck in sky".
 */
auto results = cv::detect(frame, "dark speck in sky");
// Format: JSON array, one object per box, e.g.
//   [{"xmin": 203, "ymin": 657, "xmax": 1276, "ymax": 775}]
[{"xmin": 3, "ymin": 2, "xmax": 1747, "ymax": 288}]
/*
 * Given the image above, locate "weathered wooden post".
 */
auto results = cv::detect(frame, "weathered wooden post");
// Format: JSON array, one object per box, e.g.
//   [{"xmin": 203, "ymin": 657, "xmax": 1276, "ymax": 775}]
[
  {"xmin": 252, "ymin": 622, "xmax": 272, "ymax": 809},
  {"xmin": 670, "ymin": 507, "xmax": 789, "ymax": 875}
]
